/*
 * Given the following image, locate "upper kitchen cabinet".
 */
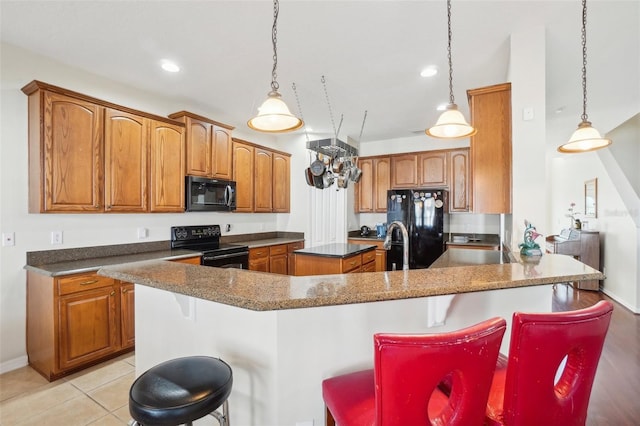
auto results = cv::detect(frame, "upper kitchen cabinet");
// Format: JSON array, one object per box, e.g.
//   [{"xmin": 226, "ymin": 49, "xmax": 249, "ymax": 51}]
[
  {"xmin": 418, "ymin": 151, "xmax": 448, "ymax": 187},
  {"xmin": 168, "ymin": 111, "xmax": 234, "ymax": 180},
  {"xmin": 149, "ymin": 120, "xmax": 185, "ymax": 212},
  {"xmin": 254, "ymin": 148, "xmax": 273, "ymax": 212},
  {"xmin": 104, "ymin": 108, "xmax": 149, "ymax": 212},
  {"xmin": 449, "ymin": 148, "xmax": 470, "ymax": 212},
  {"xmin": 355, "ymin": 156, "xmax": 390, "ymax": 213},
  {"xmin": 391, "ymin": 154, "xmax": 418, "ymax": 188},
  {"xmin": 232, "ymin": 138, "xmax": 291, "ymax": 213},
  {"xmin": 467, "ymin": 82, "xmax": 512, "ymax": 214},
  {"xmin": 272, "ymin": 152, "xmax": 291, "ymax": 212},
  {"xmin": 22, "ymin": 81, "xmax": 186, "ymax": 214},
  {"xmin": 23, "ymin": 86, "xmax": 104, "ymax": 212},
  {"xmin": 232, "ymin": 139, "xmax": 255, "ymax": 212}
]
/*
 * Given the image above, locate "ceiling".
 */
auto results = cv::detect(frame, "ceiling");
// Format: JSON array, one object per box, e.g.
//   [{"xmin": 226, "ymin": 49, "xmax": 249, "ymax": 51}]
[{"xmin": 1, "ymin": 1, "xmax": 638, "ymax": 143}]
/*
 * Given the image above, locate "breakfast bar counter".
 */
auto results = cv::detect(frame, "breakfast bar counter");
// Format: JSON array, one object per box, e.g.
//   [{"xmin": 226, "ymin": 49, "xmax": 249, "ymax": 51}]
[{"xmin": 98, "ymin": 253, "xmax": 602, "ymax": 426}]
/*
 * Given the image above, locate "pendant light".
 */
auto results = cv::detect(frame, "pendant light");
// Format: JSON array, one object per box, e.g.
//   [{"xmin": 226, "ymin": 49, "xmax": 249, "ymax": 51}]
[
  {"xmin": 426, "ymin": 0, "xmax": 476, "ymax": 139},
  {"xmin": 248, "ymin": 0, "xmax": 303, "ymax": 133},
  {"xmin": 558, "ymin": 0, "xmax": 611, "ymax": 153}
]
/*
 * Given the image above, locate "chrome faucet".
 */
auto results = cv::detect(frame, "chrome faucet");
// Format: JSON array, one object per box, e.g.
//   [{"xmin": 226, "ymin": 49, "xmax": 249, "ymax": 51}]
[{"xmin": 383, "ymin": 221, "xmax": 409, "ymax": 271}]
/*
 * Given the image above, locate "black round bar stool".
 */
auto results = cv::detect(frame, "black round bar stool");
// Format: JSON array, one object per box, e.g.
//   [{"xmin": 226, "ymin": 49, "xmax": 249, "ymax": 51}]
[{"xmin": 129, "ymin": 356, "xmax": 233, "ymax": 426}]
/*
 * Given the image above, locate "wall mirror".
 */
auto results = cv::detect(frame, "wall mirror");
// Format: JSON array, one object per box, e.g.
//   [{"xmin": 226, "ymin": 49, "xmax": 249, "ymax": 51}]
[{"xmin": 584, "ymin": 178, "xmax": 597, "ymax": 218}]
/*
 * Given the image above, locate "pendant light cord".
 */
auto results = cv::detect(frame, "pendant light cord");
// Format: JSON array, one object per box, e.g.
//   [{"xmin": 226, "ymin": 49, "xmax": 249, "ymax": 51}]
[
  {"xmin": 580, "ymin": 0, "xmax": 588, "ymax": 122},
  {"xmin": 447, "ymin": 0, "xmax": 455, "ymax": 105},
  {"xmin": 271, "ymin": 0, "xmax": 280, "ymax": 92}
]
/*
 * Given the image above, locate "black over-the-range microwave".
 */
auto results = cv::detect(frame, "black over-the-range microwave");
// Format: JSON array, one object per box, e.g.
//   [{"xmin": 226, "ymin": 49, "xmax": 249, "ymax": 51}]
[{"xmin": 185, "ymin": 175, "xmax": 236, "ymax": 212}]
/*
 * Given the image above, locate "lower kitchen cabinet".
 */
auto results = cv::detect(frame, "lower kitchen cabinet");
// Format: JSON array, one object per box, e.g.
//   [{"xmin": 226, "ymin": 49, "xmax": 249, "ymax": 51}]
[
  {"xmin": 249, "ymin": 247, "xmax": 270, "ymax": 272},
  {"xmin": 249, "ymin": 242, "xmax": 304, "ymax": 275},
  {"xmin": 172, "ymin": 256, "xmax": 201, "ymax": 265},
  {"xmin": 294, "ymin": 248, "xmax": 376, "ymax": 276},
  {"xmin": 348, "ymin": 239, "xmax": 387, "ymax": 272},
  {"xmin": 27, "ymin": 271, "xmax": 134, "ymax": 381},
  {"xmin": 269, "ymin": 244, "xmax": 288, "ymax": 275}
]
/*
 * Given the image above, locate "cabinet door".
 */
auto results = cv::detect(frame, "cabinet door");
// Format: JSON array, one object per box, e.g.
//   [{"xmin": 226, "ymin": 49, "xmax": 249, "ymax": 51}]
[
  {"xmin": 391, "ymin": 154, "xmax": 418, "ymax": 188},
  {"xmin": 212, "ymin": 126, "xmax": 233, "ymax": 180},
  {"xmin": 269, "ymin": 255, "xmax": 288, "ymax": 275},
  {"xmin": 468, "ymin": 83, "xmax": 512, "ymax": 213},
  {"xmin": 119, "ymin": 282, "xmax": 135, "ymax": 349},
  {"xmin": 185, "ymin": 117, "xmax": 212, "ymax": 177},
  {"xmin": 42, "ymin": 92, "xmax": 103, "ymax": 212},
  {"xmin": 356, "ymin": 158, "xmax": 374, "ymax": 212},
  {"xmin": 254, "ymin": 148, "xmax": 274, "ymax": 212},
  {"xmin": 104, "ymin": 109, "xmax": 149, "ymax": 212},
  {"xmin": 449, "ymin": 149, "xmax": 470, "ymax": 212},
  {"xmin": 233, "ymin": 141, "xmax": 255, "ymax": 212},
  {"xmin": 375, "ymin": 249, "xmax": 387, "ymax": 272},
  {"xmin": 272, "ymin": 152, "xmax": 290, "ymax": 212},
  {"xmin": 149, "ymin": 121, "xmax": 185, "ymax": 212},
  {"xmin": 58, "ymin": 286, "xmax": 118, "ymax": 370},
  {"xmin": 418, "ymin": 151, "xmax": 448, "ymax": 187},
  {"xmin": 374, "ymin": 157, "xmax": 390, "ymax": 212},
  {"xmin": 249, "ymin": 247, "xmax": 269, "ymax": 272}
]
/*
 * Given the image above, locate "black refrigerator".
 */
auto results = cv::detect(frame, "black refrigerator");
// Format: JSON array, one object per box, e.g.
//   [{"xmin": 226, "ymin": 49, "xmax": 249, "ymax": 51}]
[{"xmin": 386, "ymin": 189, "xmax": 448, "ymax": 270}]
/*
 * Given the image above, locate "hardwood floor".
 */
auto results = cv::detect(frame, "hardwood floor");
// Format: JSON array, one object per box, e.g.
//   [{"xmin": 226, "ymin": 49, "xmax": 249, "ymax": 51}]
[{"xmin": 552, "ymin": 284, "xmax": 640, "ymax": 425}]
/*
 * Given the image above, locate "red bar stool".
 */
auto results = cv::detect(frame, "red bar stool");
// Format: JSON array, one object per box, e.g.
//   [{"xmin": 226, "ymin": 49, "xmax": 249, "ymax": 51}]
[
  {"xmin": 322, "ymin": 317, "xmax": 507, "ymax": 426},
  {"xmin": 485, "ymin": 300, "xmax": 613, "ymax": 426}
]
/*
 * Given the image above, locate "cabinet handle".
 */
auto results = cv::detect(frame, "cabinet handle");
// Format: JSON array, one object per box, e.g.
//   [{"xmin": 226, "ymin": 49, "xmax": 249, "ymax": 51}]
[
  {"xmin": 110, "ymin": 291, "xmax": 115, "ymax": 296},
  {"xmin": 80, "ymin": 279, "xmax": 99, "ymax": 286},
  {"xmin": 122, "ymin": 288, "xmax": 128, "ymax": 293}
]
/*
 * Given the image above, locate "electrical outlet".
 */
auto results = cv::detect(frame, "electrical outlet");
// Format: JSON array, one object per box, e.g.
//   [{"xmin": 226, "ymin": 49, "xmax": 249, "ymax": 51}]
[
  {"xmin": 51, "ymin": 230, "xmax": 63, "ymax": 245},
  {"xmin": 137, "ymin": 227, "xmax": 149, "ymax": 239},
  {"xmin": 2, "ymin": 232, "xmax": 15, "ymax": 246}
]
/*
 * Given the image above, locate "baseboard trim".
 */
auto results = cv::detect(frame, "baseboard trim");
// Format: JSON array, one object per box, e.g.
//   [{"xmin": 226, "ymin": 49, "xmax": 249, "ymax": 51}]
[{"xmin": 0, "ymin": 355, "xmax": 28, "ymax": 375}]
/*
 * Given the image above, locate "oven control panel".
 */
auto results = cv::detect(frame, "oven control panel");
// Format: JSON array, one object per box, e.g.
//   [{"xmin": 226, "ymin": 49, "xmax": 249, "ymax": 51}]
[{"xmin": 171, "ymin": 225, "xmax": 221, "ymax": 241}]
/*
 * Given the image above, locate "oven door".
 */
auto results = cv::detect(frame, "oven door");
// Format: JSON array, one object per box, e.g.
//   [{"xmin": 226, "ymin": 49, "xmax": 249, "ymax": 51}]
[{"xmin": 201, "ymin": 251, "xmax": 249, "ymax": 269}]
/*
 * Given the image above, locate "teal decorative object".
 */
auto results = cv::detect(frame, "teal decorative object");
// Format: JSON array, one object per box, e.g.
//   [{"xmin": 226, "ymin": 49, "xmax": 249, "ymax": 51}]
[{"xmin": 519, "ymin": 220, "xmax": 543, "ymax": 257}]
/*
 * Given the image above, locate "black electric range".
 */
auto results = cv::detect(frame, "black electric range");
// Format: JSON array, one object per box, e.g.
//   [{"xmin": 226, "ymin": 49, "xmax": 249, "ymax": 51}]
[{"xmin": 171, "ymin": 225, "xmax": 249, "ymax": 269}]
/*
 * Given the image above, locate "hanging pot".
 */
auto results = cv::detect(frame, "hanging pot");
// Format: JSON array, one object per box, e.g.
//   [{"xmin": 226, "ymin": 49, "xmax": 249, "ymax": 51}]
[
  {"xmin": 323, "ymin": 170, "xmax": 335, "ymax": 188},
  {"xmin": 313, "ymin": 173, "xmax": 324, "ymax": 189},
  {"xmin": 350, "ymin": 157, "xmax": 362, "ymax": 182},
  {"xmin": 304, "ymin": 167, "xmax": 314, "ymax": 187},
  {"xmin": 310, "ymin": 153, "xmax": 325, "ymax": 177}
]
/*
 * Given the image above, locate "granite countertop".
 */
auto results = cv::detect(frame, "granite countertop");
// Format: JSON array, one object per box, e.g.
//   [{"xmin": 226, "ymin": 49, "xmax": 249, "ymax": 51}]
[
  {"xmin": 242, "ymin": 237, "xmax": 305, "ymax": 249},
  {"xmin": 293, "ymin": 243, "xmax": 376, "ymax": 258},
  {"xmin": 446, "ymin": 233, "xmax": 500, "ymax": 248},
  {"xmin": 98, "ymin": 252, "xmax": 604, "ymax": 311},
  {"xmin": 25, "ymin": 249, "xmax": 200, "ymax": 277},
  {"xmin": 430, "ymin": 248, "xmax": 514, "ymax": 268}
]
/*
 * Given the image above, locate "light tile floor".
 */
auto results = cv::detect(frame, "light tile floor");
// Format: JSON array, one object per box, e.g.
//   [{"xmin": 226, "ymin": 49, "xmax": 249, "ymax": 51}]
[{"xmin": 0, "ymin": 353, "xmax": 135, "ymax": 426}]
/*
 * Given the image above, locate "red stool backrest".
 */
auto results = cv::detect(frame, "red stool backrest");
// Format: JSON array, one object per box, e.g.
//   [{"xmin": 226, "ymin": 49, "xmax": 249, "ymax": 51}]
[
  {"xmin": 502, "ymin": 300, "xmax": 613, "ymax": 425},
  {"xmin": 374, "ymin": 317, "xmax": 507, "ymax": 425}
]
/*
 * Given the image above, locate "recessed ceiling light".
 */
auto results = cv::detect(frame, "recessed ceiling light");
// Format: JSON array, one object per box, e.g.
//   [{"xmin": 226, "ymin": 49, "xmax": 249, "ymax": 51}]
[
  {"xmin": 161, "ymin": 60, "xmax": 180, "ymax": 73},
  {"xmin": 420, "ymin": 66, "xmax": 438, "ymax": 78}
]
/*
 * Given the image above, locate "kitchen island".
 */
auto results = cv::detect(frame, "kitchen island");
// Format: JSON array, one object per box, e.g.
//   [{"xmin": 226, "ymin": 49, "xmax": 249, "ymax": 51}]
[
  {"xmin": 292, "ymin": 243, "xmax": 377, "ymax": 275},
  {"xmin": 99, "ymin": 252, "xmax": 602, "ymax": 426}
]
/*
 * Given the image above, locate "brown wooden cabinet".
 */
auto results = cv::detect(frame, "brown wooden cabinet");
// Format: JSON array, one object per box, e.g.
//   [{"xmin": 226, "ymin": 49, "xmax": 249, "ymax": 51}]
[
  {"xmin": 104, "ymin": 108, "xmax": 149, "ymax": 212},
  {"xmin": 249, "ymin": 246, "xmax": 270, "ymax": 272},
  {"xmin": 269, "ymin": 244, "xmax": 288, "ymax": 275},
  {"xmin": 168, "ymin": 111, "xmax": 234, "ymax": 180},
  {"xmin": 25, "ymin": 89, "xmax": 104, "ymax": 213},
  {"xmin": 391, "ymin": 154, "xmax": 418, "ymax": 188},
  {"xmin": 467, "ymin": 82, "xmax": 512, "ymax": 214},
  {"xmin": 172, "ymin": 256, "xmax": 202, "ymax": 265},
  {"xmin": 418, "ymin": 151, "xmax": 448, "ymax": 187},
  {"xmin": 449, "ymin": 149, "xmax": 470, "ymax": 212},
  {"xmin": 149, "ymin": 120, "xmax": 185, "ymax": 212},
  {"xmin": 294, "ymin": 248, "xmax": 376, "ymax": 276},
  {"xmin": 287, "ymin": 241, "xmax": 304, "ymax": 276},
  {"xmin": 254, "ymin": 148, "xmax": 274, "ymax": 212},
  {"xmin": 233, "ymin": 140, "xmax": 255, "ymax": 212},
  {"xmin": 22, "ymin": 81, "xmax": 186, "ymax": 214},
  {"xmin": 355, "ymin": 156, "xmax": 390, "ymax": 213},
  {"xmin": 348, "ymin": 239, "xmax": 387, "ymax": 272},
  {"xmin": 26, "ymin": 271, "xmax": 133, "ymax": 381},
  {"xmin": 272, "ymin": 152, "xmax": 291, "ymax": 212},
  {"xmin": 119, "ymin": 282, "xmax": 135, "ymax": 349}
]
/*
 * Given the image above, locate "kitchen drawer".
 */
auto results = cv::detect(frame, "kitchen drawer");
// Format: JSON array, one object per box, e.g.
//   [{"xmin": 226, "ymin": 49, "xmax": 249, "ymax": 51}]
[
  {"xmin": 269, "ymin": 244, "xmax": 287, "ymax": 256},
  {"xmin": 362, "ymin": 261, "xmax": 377, "ymax": 273},
  {"xmin": 287, "ymin": 241, "xmax": 304, "ymax": 252},
  {"xmin": 341, "ymin": 254, "xmax": 362, "ymax": 273},
  {"xmin": 57, "ymin": 273, "xmax": 115, "ymax": 296},
  {"xmin": 249, "ymin": 247, "xmax": 269, "ymax": 260},
  {"xmin": 362, "ymin": 249, "xmax": 376, "ymax": 265}
]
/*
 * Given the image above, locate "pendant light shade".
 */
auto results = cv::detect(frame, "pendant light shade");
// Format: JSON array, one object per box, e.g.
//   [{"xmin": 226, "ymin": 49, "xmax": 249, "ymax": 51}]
[
  {"xmin": 248, "ymin": 0, "xmax": 303, "ymax": 133},
  {"xmin": 426, "ymin": 103, "xmax": 477, "ymax": 139},
  {"xmin": 248, "ymin": 90, "xmax": 303, "ymax": 133},
  {"xmin": 426, "ymin": 0, "xmax": 476, "ymax": 139},
  {"xmin": 558, "ymin": 0, "xmax": 611, "ymax": 153},
  {"xmin": 558, "ymin": 121, "xmax": 611, "ymax": 153}
]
